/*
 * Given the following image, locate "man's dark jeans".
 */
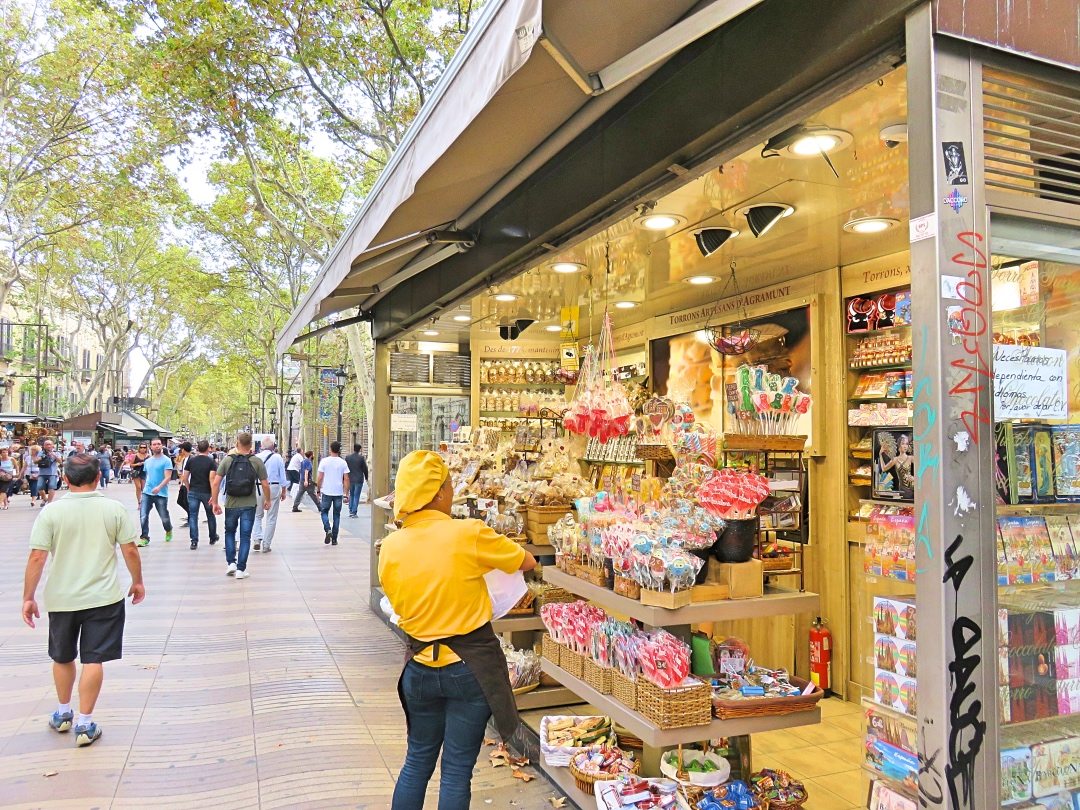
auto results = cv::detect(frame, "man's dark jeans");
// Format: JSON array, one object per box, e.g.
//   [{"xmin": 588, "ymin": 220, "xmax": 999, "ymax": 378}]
[
  {"xmin": 348, "ymin": 481, "xmax": 365, "ymax": 516},
  {"xmin": 224, "ymin": 506, "xmax": 255, "ymax": 571},
  {"xmin": 139, "ymin": 493, "xmax": 172, "ymax": 539},
  {"xmin": 320, "ymin": 494, "xmax": 342, "ymax": 540},
  {"xmin": 186, "ymin": 490, "xmax": 218, "ymax": 545},
  {"xmin": 391, "ymin": 660, "xmax": 492, "ymax": 810}
]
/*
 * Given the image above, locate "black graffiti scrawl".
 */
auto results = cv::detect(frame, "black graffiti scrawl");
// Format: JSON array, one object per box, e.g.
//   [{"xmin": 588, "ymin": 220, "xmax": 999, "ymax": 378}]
[{"xmin": 943, "ymin": 534, "xmax": 987, "ymax": 808}]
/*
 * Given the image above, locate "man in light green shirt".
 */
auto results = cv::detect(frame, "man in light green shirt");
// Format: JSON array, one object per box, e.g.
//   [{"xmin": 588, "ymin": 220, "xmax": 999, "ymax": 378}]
[{"xmin": 22, "ymin": 453, "xmax": 144, "ymax": 748}]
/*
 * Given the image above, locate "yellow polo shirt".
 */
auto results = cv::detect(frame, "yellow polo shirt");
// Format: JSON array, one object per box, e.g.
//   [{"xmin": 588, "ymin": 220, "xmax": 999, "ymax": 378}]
[{"xmin": 379, "ymin": 510, "xmax": 525, "ymax": 667}]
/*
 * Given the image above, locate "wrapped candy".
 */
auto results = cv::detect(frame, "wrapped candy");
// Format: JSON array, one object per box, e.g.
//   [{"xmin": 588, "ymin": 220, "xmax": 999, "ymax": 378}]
[
  {"xmin": 639, "ymin": 630, "xmax": 692, "ymax": 689},
  {"xmin": 563, "ymin": 314, "xmax": 633, "ymax": 443}
]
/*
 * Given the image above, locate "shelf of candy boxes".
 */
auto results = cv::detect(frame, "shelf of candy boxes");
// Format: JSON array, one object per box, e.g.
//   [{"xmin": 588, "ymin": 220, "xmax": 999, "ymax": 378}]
[
  {"xmin": 479, "ymin": 358, "xmax": 564, "ymax": 384},
  {"xmin": 584, "ymin": 768, "xmax": 809, "ymax": 810},
  {"xmin": 539, "ymin": 602, "xmax": 823, "ymax": 731},
  {"xmin": 479, "ymin": 387, "xmax": 566, "ymax": 415}
]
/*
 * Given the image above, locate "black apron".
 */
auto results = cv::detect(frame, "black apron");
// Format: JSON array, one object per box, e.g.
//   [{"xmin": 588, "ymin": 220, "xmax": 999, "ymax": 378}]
[{"xmin": 398, "ymin": 622, "xmax": 520, "ymax": 743}]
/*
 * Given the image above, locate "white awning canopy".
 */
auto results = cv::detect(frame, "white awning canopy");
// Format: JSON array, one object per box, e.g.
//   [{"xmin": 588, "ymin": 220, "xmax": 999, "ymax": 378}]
[
  {"xmin": 278, "ymin": 0, "xmax": 764, "ymax": 354},
  {"xmin": 0, "ymin": 412, "xmax": 39, "ymax": 423}
]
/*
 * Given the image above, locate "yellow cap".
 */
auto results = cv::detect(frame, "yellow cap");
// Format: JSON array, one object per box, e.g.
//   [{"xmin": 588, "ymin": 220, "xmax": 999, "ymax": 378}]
[{"xmin": 394, "ymin": 450, "xmax": 449, "ymax": 520}]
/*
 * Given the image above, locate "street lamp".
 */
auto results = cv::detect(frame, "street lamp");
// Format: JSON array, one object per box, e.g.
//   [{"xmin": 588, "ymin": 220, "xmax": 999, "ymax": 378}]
[
  {"xmin": 269, "ymin": 406, "xmax": 277, "ymax": 434},
  {"xmin": 287, "ymin": 396, "xmax": 297, "ymax": 451},
  {"xmin": 334, "ymin": 366, "xmax": 348, "ymax": 444}
]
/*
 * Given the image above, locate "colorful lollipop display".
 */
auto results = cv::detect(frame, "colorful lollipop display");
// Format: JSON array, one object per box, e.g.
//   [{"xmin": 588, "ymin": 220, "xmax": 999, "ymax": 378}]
[
  {"xmin": 726, "ymin": 364, "xmax": 812, "ymax": 436},
  {"xmin": 698, "ymin": 468, "xmax": 771, "ymax": 521},
  {"xmin": 563, "ymin": 313, "xmax": 633, "ymax": 442}
]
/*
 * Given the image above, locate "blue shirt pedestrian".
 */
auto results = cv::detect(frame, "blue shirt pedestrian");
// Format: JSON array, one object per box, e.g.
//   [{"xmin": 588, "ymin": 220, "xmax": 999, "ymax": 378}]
[{"xmin": 144, "ymin": 454, "xmax": 173, "ymax": 496}]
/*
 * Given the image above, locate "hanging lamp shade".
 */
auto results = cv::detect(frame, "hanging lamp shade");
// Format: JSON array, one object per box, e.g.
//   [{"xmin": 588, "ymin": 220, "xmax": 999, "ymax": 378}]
[
  {"xmin": 742, "ymin": 204, "xmax": 793, "ymax": 237},
  {"xmin": 693, "ymin": 227, "xmax": 739, "ymax": 256}
]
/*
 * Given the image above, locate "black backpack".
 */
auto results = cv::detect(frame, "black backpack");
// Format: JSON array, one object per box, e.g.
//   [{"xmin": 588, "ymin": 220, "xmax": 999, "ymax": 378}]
[{"xmin": 225, "ymin": 453, "xmax": 257, "ymax": 496}]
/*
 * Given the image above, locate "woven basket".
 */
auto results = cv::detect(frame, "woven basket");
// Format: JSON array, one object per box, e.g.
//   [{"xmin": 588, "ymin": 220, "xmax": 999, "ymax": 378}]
[
  {"xmin": 611, "ymin": 671, "xmax": 638, "ymax": 710},
  {"xmin": 541, "ymin": 634, "xmax": 564, "ymax": 664},
  {"xmin": 712, "ymin": 677, "xmax": 824, "ymax": 719},
  {"xmin": 614, "ymin": 575, "xmax": 641, "ymax": 599},
  {"xmin": 560, "ymin": 646, "xmax": 585, "ymax": 678},
  {"xmin": 751, "ymin": 770, "xmax": 808, "ymax": 809},
  {"xmin": 635, "ymin": 443, "xmax": 674, "ymax": 461},
  {"xmin": 568, "ymin": 755, "xmax": 640, "ymax": 794},
  {"xmin": 760, "ymin": 555, "xmax": 795, "ymax": 572},
  {"xmin": 636, "ymin": 678, "xmax": 712, "ymax": 729},
  {"xmin": 537, "ymin": 585, "xmax": 575, "ymax": 607},
  {"xmin": 579, "ymin": 564, "xmax": 609, "ymax": 588},
  {"xmin": 583, "ymin": 658, "xmax": 613, "ymax": 694}
]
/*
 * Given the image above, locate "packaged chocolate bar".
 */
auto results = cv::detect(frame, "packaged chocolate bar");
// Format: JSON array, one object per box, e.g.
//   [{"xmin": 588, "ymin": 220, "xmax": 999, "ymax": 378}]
[
  {"xmin": 1057, "ymin": 646, "xmax": 1080, "ymax": 680},
  {"xmin": 1010, "ymin": 684, "xmax": 1060, "ymax": 723},
  {"xmin": 1057, "ymin": 609, "xmax": 1080, "ymax": 646},
  {"xmin": 1032, "ymin": 737, "xmax": 1080, "ymax": 797},
  {"xmin": 1059, "ymin": 678, "xmax": 1080, "ymax": 717},
  {"xmin": 1010, "ymin": 611, "xmax": 1058, "ymax": 649}
]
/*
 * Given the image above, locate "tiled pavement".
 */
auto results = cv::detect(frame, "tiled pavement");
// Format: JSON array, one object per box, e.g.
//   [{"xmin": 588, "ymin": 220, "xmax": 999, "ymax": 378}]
[{"xmin": 0, "ymin": 485, "xmax": 560, "ymax": 809}]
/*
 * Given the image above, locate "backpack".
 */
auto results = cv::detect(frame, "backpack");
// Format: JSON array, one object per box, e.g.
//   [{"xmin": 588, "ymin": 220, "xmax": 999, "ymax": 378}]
[{"xmin": 225, "ymin": 453, "xmax": 257, "ymax": 496}]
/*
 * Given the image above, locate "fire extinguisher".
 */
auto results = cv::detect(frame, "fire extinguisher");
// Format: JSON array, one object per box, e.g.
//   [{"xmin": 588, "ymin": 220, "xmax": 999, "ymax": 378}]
[{"xmin": 809, "ymin": 616, "xmax": 833, "ymax": 695}]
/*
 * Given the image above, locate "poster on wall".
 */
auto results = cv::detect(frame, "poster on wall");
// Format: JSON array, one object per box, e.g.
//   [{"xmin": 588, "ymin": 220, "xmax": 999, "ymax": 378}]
[
  {"xmin": 872, "ymin": 427, "xmax": 915, "ymax": 502},
  {"xmin": 650, "ymin": 306, "xmax": 812, "ymax": 436}
]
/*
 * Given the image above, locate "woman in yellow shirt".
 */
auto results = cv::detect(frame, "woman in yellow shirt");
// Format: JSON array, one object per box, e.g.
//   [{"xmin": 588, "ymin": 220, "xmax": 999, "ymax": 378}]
[{"xmin": 379, "ymin": 451, "xmax": 536, "ymax": 810}]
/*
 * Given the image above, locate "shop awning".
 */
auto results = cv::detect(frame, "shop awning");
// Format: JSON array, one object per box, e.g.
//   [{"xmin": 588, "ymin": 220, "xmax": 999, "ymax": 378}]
[
  {"xmin": 0, "ymin": 412, "xmax": 39, "ymax": 423},
  {"xmin": 278, "ymin": 0, "xmax": 764, "ymax": 354},
  {"xmin": 97, "ymin": 422, "xmax": 140, "ymax": 438}
]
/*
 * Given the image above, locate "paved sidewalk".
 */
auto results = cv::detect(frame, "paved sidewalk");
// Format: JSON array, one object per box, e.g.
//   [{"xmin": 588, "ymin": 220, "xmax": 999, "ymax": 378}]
[{"xmin": 0, "ymin": 486, "xmax": 561, "ymax": 809}]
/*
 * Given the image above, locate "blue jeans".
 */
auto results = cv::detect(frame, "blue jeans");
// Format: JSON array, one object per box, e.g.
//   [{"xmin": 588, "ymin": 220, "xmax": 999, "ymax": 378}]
[
  {"xmin": 99, "ymin": 468, "xmax": 111, "ymax": 488},
  {"xmin": 224, "ymin": 507, "xmax": 255, "ymax": 571},
  {"xmin": 348, "ymin": 481, "xmax": 365, "ymax": 516},
  {"xmin": 392, "ymin": 660, "xmax": 492, "ymax": 810},
  {"xmin": 320, "ymin": 494, "xmax": 343, "ymax": 540},
  {"xmin": 186, "ymin": 490, "xmax": 218, "ymax": 545},
  {"xmin": 139, "ymin": 493, "xmax": 172, "ymax": 539}
]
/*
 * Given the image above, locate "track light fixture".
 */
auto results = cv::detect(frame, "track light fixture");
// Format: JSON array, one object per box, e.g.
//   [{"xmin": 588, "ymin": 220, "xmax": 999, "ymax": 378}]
[
  {"xmin": 738, "ymin": 204, "xmax": 795, "ymax": 238},
  {"xmin": 693, "ymin": 227, "xmax": 739, "ymax": 257}
]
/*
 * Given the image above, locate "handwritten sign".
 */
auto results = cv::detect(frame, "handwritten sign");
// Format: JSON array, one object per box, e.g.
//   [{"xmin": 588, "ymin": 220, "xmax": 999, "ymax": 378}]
[
  {"xmin": 390, "ymin": 413, "xmax": 418, "ymax": 432},
  {"xmin": 993, "ymin": 345, "xmax": 1068, "ymax": 419}
]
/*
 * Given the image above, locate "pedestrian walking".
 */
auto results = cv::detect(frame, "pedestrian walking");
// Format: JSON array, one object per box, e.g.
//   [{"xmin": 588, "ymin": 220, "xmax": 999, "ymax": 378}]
[
  {"xmin": 286, "ymin": 445, "xmax": 304, "ymax": 495},
  {"xmin": 24, "ymin": 444, "xmax": 40, "ymax": 506},
  {"xmin": 175, "ymin": 442, "xmax": 191, "ymax": 528},
  {"xmin": 181, "ymin": 440, "xmax": 218, "ymax": 549},
  {"xmin": 316, "ymin": 441, "xmax": 349, "ymax": 545},
  {"xmin": 0, "ymin": 446, "xmax": 15, "ymax": 509},
  {"xmin": 96, "ymin": 445, "xmax": 113, "ymax": 489},
  {"xmin": 379, "ymin": 451, "xmax": 537, "ymax": 809},
  {"xmin": 36, "ymin": 440, "xmax": 61, "ymax": 505},
  {"xmin": 210, "ymin": 432, "xmax": 270, "ymax": 579},
  {"xmin": 291, "ymin": 450, "xmax": 320, "ymax": 512},
  {"xmin": 21, "ymin": 453, "xmax": 145, "ymax": 748},
  {"xmin": 131, "ymin": 444, "xmax": 149, "ymax": 503},
  {"xmin": 137, "ymin": 438, "xmax": 174, "ymax": 547},
  {"xmin": 345, "ymin": 444, "xmax": 369, "ymax": 518},
  {"xmin": 253, "ymin": 437, "xmax": 288, "ymax": 552}
]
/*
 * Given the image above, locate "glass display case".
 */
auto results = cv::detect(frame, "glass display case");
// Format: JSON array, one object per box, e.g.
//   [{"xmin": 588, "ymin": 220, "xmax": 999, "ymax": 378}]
[{"xmin": 989, "ymin": 215, "xmax": 1080, "ymax": 808}]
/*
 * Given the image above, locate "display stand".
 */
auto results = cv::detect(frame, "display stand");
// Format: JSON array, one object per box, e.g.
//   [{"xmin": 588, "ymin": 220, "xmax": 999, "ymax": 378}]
[{"xmin": 537, "ymin": 567, "xmax": 822, "ymax": 780}]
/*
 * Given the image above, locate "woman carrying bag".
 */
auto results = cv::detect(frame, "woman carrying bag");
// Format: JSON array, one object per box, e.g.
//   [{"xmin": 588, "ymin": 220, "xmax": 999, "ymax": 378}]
[{"xmin": 378, "ymin": 451, "xmax": 536, "ymax": 810}]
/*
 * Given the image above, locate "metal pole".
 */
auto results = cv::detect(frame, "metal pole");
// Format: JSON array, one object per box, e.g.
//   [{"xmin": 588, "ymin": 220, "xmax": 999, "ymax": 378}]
[
  {"xmin": 336, "ymin": 387, "xmax": 344, "ymax": 444},
  {"xmin": 907, "ymin": 7, "xmax": 998, "ymax": 808}
]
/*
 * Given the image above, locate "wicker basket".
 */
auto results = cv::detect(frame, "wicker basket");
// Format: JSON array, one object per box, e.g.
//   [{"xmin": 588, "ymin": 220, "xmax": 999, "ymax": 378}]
[
  {"xmin": 578, "ymin": 563, "xmax": 609, "ymax": 588},
  {"xmin": 712, "ymin": 677, "xmax": 824, "ymax": 719},
  {"xmin": 760, "ymin": 555, "xmax": 795, "ymax": 572},
  {"xmin": 613, "ymin": 575, "xmax": 641, "ymax": 599},
  {"xmin": 611, "ymin": 671, "xmax": 638, "ymax": 710},
  {"xmin": 537, "ymin": 585, "xmax": 575, "ymax": 607},
  {"xmin": 568, "ymin": 755, "xmax": 640, "ymax": 794},
  {"xmin": 541, "ymin": 634, "xmax": 564, "ymax": 664},
  {"xmin": 582, "ymin": 658, "xmax": 613, "ymax": 694},
  {"xmin": 636, "ymin": 677, "xmax": 712, "ymax": 729},
  {"xmin": 751, "ymin": 770, "xmax": 808, "ymax": 809},
  {"xmin": 559, "ymin": 646, "xmax": 585, "ymax": 678},
  {"xmin": 635, "ymin": 443, "xmax": 674, "ymax": 461}
]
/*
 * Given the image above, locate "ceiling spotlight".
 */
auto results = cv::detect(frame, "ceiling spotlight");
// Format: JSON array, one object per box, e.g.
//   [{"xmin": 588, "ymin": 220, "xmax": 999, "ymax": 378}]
[
  {"xmin": 452, "ymin": 314, "xmax": 471, "ymax": 322},
  {"xmin": 693, "ymin": 227, "xmax": 739, "ymax": 257},
  {"xmin": 879, "ymin": 124, "xmax": 908, "ymax": 149},
  {"xmin": 550, "ymin": 261, "xmax": 585, "ymax": 274},
  {"xmin": 635, "ymin": 212, "xmax": 686, "ymax": 231},
  {"xmin": 422, "ymin": 329, "xmax": 439, "ymax": 336},
  {"xmin": 764, "ymin": 125, "xmax": 852, "ymax": 158},
  {"xmin": 738, "ymin": 203, "xmax": 794, "ymax": 238},
  {"xmin": 614, "ymin": 301, "xmax": 638, "ymax": 309},
  {"xmin": 685, "ymin": 275, "xmax": 717, "ymax": 285},
  {"xmin": 843, "ymin": 217, "xmax": 899, "ymax": 234},
  {"xmin": 544, "ymin": 324, "xmax": 563, "ymax": 333},
  {"xmin": 492, "ymin": 292, "xmax": 518, "ymax": 302}
]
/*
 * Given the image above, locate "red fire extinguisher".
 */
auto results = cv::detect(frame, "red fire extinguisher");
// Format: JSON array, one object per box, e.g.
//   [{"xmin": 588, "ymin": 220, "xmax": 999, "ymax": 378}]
[{"xmin": 809, "ymin": 616, "xmax": 833, "ymax": 695}]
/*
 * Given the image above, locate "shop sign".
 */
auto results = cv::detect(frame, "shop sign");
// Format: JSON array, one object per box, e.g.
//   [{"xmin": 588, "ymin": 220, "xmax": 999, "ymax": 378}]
[
  {"xmin": 390, "ymin": 413, "xmax": 418, "ymax": 432},
  {"xmin": 476, "ymin": 339, "xmax": 560, "ymax": 358},
  {"xmin": 611, "ymin": 322, "xmax": 648, "ymax": 352},
  {"xmin": 841, "ymin": 252, "xmax": 911, "ymax": 297},
  {"xmin": 993, "ymin": 345, "xmax": 1068, "ymax": 420},
  {"xmin": 654, "ymin": 282, "xmax": 798, "ymax": 337}
]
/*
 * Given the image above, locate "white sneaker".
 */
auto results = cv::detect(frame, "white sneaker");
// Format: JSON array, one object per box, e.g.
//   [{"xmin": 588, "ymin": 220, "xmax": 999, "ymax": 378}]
[
  {"xmin": 235, "ymin": 570, "xmax": 249, "ymax": 579},
  {"xmin": 226, "ymin": 563, "xmax": 237, "ymax": 576}
]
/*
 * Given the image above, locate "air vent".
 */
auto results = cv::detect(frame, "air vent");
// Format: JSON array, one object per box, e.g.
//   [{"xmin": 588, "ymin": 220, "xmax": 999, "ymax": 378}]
[
  {"xmin": 389, "ymin": 352, "xmax": 430, "ymax": 384},
  {"xmin": 983, "ymin": 66, "xmax": 1080, "ymax": 205},
  {"xmin": 432, "ymin": 354, "xmax": 470, "ymax": 387}
]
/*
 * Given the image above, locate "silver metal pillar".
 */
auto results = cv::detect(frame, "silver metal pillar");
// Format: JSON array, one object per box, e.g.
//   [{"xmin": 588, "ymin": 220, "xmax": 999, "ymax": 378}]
[{"xmin": 907, "ymin": 6, "xmax": 999, "ymax": 808}]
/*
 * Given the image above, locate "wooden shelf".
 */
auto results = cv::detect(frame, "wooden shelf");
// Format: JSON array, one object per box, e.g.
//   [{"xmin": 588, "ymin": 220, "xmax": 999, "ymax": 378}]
[
  {"xmin": 997, "ymin": 503, "xmax": 1080, "ymax": 516},
  {"xmin": 845, "ymin": 324, "xmax": 912, "ymax": 337},
  {"xmin": 848, "ymin": 361, "xmax": 912, "ymax": 371},
  {"xmin": 536, "ymin": 757, "xmax": 585, "ymax": 808},
  {"xmin": 480, "ymin": 382, "xmax": 564, "ymax": 388},
  {"xmin": 540, "ymin": 660, "xmax": 821, "ymax": 748},
  {"xmin": 849, "ymin": 397, "xmax": 912, "ymax": 403},
  {"xmin": 582, "ymin": 458, "xmax": 645, "ymax": 467},
  {"xmin": 492, "ymin": 615, "xmax": 545, "ymax": 633},
  {"xmin": 543, "ymin": 568, "xmax": 819, "ymax": 625},
  {"xmin": 515, "ymin": 685, "xmax": 584, "ymax": 711}
]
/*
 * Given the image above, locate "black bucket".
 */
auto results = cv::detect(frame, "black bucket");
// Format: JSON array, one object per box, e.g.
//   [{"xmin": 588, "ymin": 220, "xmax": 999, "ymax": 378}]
[
  {"xmin": 691, "ymin": 548, "xmax": 713, "ymax": 584},
  {"xmin": 713, "ymin": 517, "xmax": 760, "ymax": 563}
]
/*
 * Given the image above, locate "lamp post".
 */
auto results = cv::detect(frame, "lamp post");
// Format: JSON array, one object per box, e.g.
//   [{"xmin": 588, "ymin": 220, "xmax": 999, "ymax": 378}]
[
  {"xmin": 334, "ymin": 366, "xmax": 348, "ymax": 444},
  {"xmin": 287, "ymin": 396, "xmax": 297, "ymax": 451},
  {"xmin": 269, "ymin": 406, "xmax": 277, "ymax": 434}
]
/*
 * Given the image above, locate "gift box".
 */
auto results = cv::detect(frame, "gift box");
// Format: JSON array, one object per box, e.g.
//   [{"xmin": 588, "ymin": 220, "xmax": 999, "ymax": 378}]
[
  {"xmin": 1058, "ymin": 678, "xmax": 1080, "ymax": 717},
  {"xmin": 1010, "ymin": 611, "xmax": 1057, "ymax": 648},
  {"xmin": 1057, "ymin": 646, "xmax": 1080, "ymax": 680},
  {"xmin": 1009, "ymin": 684, "xmax": 1059, "ymax": 723},
  {"xmin": 1032, "ymin": 737, "xmax": 1080, "ymax": 797},
  {"xmin": 1002, "ymin": 746, "xmax": 1034, "ymax": 805}
]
